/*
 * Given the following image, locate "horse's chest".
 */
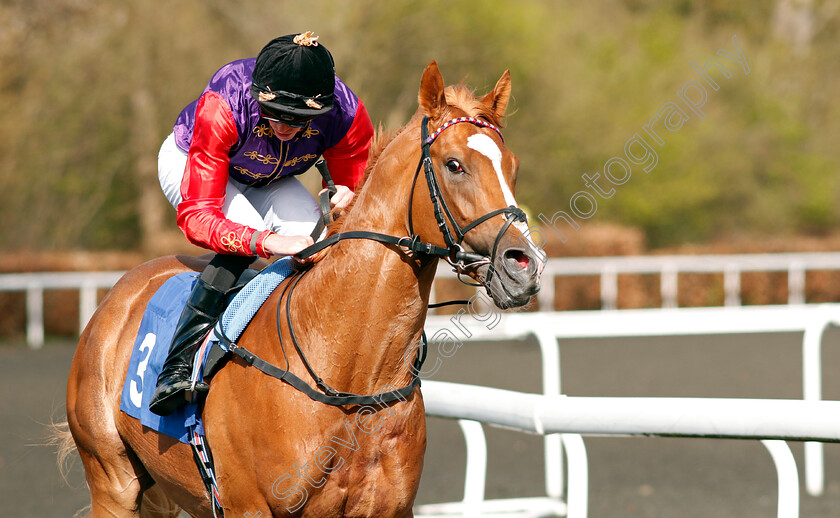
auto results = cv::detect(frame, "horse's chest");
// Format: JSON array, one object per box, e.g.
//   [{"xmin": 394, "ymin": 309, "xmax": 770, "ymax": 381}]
[{"xmin": 279, "ymin": 409, "xmax": 426, "ymax": 516}]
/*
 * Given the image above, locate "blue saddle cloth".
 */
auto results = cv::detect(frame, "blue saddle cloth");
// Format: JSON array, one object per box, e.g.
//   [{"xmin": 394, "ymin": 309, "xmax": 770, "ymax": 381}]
[{"xmin": 119, "ymin": 258, "xmax": 294, "ymax": 443}]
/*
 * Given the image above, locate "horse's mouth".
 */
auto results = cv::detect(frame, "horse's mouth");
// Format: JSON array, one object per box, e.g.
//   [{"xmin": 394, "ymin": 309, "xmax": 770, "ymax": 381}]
[
  {"xmin": 469, "ymin": 248, "xmax": 542, "ymax": 309},
  {"xmin": 491, "ymin": 289, "xmax": 532, "ymax": 310}
]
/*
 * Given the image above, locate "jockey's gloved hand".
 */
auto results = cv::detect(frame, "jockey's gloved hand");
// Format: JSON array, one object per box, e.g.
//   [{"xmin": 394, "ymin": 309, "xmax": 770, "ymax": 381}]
[
  {"xmin": 326, "ymin": 185, "xmax": 354, "ymax": 210},
  {"xmin": 262, "ymin": 234, "xmax": 314, "ymax": 257}
]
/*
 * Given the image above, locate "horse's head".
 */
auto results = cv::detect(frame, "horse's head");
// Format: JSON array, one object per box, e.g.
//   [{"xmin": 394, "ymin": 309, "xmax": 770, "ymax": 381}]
[{"xmin": 410, "ymin": 62, "xmax": 544, "ymax": 309}]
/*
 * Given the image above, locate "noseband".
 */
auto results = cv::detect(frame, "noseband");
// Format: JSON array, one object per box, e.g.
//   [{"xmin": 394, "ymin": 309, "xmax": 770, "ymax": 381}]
[{"xmin": 299, "ymin": 115, "xmax": 527, "ymax": 287}]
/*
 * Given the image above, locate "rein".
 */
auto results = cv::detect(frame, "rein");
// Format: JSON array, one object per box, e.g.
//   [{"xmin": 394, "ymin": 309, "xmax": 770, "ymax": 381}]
[{"xmin": 227, "ymin": 115, "xmax": 528, "ymax": 407}]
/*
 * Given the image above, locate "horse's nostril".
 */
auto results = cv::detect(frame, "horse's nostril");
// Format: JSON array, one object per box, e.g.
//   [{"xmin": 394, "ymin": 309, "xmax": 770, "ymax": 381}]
[{"xmin": 505, "ymin": 250, "xmax": 530, "ymax": 270}]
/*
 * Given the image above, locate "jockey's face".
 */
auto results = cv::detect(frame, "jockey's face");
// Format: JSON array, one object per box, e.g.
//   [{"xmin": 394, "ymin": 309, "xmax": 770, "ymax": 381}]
[{"xmin": 269, "ymin": 121, "xmax": 304, "ymax": 141}]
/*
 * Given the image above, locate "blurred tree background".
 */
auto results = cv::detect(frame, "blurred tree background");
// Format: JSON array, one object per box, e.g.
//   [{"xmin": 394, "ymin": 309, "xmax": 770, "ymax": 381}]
[{"xmin": 0, "ymin": 0, "xmax": 838, "ymax": 256}]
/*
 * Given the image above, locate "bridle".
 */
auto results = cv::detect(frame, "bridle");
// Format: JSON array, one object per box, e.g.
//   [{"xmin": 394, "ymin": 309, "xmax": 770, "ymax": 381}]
[
  {"xmin": 410, "ymin": 115, "xmax": 526, "ymax": 284},
  {"xmin": 222, "ymin": 115, "xmax": 530, "ymax": 407},
  {"xmin": 299, "ymin": 115, "xmax": 528, "ymax": 286}
]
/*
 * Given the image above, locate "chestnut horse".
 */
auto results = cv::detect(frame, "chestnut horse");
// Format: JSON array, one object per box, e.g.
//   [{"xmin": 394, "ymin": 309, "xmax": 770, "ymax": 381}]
[{"xmin": 62, "ymin": 62, "xmax": 542, "ymax": 517}]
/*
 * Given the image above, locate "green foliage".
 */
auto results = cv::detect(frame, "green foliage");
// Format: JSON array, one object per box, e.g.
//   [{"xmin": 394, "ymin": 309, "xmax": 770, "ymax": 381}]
[{"xmin": 0, "ymin": 0, "xmax": 837, "ymax": 252}]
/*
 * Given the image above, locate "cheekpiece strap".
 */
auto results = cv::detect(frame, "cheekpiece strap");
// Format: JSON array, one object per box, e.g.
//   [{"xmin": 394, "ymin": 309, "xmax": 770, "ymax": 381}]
[{"xmin": 425, "ymin": 116, "xmax": 504, "ymax": 145}]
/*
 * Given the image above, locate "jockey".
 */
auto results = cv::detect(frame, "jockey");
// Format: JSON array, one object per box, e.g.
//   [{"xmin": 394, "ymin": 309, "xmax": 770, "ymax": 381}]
[{"xmin": 150, "ymin": 32, "xmax": 373, "ymax": 416}]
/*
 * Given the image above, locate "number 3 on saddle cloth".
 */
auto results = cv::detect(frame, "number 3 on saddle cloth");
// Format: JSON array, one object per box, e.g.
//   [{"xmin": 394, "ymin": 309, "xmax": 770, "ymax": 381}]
[{"xmin": 119, "ymin": 257, "xmax": 295, "ymax": 441}]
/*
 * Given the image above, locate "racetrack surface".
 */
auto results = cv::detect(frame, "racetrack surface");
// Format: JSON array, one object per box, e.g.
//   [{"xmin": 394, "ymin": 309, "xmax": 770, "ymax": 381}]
[{"xmin": 3, "ymin": 327, "xmax": 840, "ymax": 517}]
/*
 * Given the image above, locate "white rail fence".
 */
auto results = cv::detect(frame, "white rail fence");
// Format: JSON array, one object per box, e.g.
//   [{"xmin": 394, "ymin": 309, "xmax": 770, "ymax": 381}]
[
  {"xmin": 3, "ymin": 252, "xmax": 840, "ymax": 347},
  {"xmin": 416, "ymin": 305, "xmax": 840, "ymax": 518},
  {"xmin": 0, "ymin": 271, "xmax": 124, "ymax": 348},
  {"xmin": 417, "ymin": 381, "xmax": 840, "ymax": 518}
]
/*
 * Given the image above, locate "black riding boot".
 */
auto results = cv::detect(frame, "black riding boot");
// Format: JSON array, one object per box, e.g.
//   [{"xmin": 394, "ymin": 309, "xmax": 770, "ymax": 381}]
[{"xmin": 149, "ymin": 254, "xmax": 252, "ymax": 416}]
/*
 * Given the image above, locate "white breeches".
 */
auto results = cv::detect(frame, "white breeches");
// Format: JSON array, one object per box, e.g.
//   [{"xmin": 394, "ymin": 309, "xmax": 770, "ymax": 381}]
[{"xmin": 157, "ymin": 132, "xmax": 320, "ymax": 237}]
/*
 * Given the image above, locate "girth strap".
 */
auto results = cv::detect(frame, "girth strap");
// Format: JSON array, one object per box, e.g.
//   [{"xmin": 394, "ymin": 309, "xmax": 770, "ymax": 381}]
[
  {"xmin": 218, "ymin": 330, "xmax": 425, "ymax": 406},
  {"xmin": 188, "ymin": 427, "xmax": 224, "ymax": 518}
]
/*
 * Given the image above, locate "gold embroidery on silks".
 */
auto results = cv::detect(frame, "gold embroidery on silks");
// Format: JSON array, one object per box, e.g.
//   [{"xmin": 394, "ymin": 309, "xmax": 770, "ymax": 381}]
[
  {"xmin": 301, "ymin": 126, "xmax": 319, "ymax": 139},
  {"xmin": 253, "ymin": 124, "xmax": 275, "ymax": 138},
  {"xmin": 243, "ymin": 150, "xmax": 280, "ymax": 165},
  {"xmin": 220, "ymin": 231, "xmax": 245, "ymax": 253},
  {"xmin": 235, "ymin": 141, "xmax": 291, "ymax": 182},
  {"xmin": 284, "ymin": 154, "xmax": 317, "ymax": 168},
  {"xmin": 233, "ymin": 166, "xmax": 270, "ymax": 180}
]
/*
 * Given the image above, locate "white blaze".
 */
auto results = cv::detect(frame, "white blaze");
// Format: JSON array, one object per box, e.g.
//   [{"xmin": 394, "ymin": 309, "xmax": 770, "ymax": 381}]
[
  {"xmin": 466, "ymin": 134, "xmax": 542, "ymax": 260},
  {"xmin": 467, "ymin": 134, "xmax": 517, "ymax": 209}
]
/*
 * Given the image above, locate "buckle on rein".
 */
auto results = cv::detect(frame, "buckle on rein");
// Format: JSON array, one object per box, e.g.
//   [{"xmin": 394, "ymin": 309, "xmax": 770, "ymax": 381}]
[{"xmin": 397, "ymin": 235, "xmax": 434, "ymax": 256}]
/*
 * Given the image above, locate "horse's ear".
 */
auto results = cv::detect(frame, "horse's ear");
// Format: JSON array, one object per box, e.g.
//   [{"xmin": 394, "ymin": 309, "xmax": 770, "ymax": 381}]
[
  {"xmin": 481, "ymin": 69, "xmax": 511, "ymax": 120},
  {"xmin": 418, "ymin": 61, "xmax": 447, "ymax": 118}
]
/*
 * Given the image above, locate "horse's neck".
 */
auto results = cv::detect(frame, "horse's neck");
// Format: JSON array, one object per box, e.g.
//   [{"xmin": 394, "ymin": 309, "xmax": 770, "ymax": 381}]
[{"xmin": 292, "ymin": 146, "xmax": 435, "ymax": 393}]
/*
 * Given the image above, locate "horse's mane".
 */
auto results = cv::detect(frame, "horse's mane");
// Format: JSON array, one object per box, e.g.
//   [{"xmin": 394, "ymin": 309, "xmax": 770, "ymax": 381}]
[{"xmin": 321, "ymin": 83, "xmax": 505, "ymax": 243}]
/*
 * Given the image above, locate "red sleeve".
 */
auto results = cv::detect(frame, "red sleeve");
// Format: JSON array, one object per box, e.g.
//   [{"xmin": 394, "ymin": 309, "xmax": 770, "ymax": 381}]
[
  {"xmin": 322, "ymin": 100, "xmax": 374, "ymax": 190},
  {"xmin": 176, "ymin": 91, "xmax": 268, "ymax": 257}
]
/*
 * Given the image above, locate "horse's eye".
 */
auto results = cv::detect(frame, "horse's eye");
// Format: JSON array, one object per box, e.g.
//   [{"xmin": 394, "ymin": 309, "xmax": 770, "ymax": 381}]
[{"xmin": 446, "ymin": 159, "xmax": 464, "ymax": 175}]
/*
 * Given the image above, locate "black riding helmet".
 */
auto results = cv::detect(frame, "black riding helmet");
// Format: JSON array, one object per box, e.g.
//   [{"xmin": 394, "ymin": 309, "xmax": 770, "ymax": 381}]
[{"xmin": 250, "ymin": 31, "xmax": 336, "ymax": 123}]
